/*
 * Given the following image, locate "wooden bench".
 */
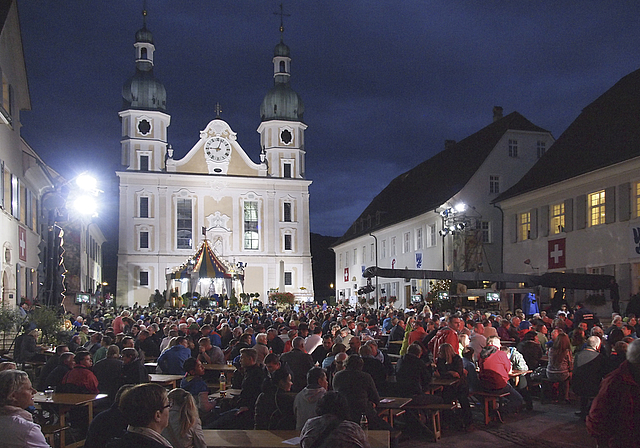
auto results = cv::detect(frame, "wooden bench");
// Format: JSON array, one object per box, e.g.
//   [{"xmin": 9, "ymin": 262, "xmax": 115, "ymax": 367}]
[
  {"xmin": 471, "ymin": 391, "xmax": 510, "ymax": 425},
  {"xmin": 402, "ymin": 402, "xmax": 456, "ymax": 441},
  {"xmin": 41, "ymin": 423, "xmax": 70, "ymax": 447}
]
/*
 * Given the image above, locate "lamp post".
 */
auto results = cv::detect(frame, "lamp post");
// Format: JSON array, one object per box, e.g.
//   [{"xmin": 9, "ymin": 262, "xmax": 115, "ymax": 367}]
[{"xmin": 40, "ymin": 172, "xmax": 101, "ymax": 307}]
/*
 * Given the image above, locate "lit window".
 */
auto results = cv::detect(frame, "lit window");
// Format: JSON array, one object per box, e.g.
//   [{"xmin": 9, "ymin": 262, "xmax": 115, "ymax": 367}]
[
  {"xmin": 551, "ymin": 203, "xmax": 565, "ymax": 234},
  {"xmin": 177, "ymin": 199, "xmax": 192, "ymax": 249},
  {"xmin": 589, "ymin": 190, "xmax": 606, "ymax": 226},
  {"xmin": 284, "ymin": 272, "xmax": 292, "ymax": 286},
  {"xmin": 416, "ymin": 228, "xmax": 423, "ymax": 250},
  {"xmin": 244, "ymin": 201, "xmax": 259, "ymax": 250},
  {"xmin": 537, "ymin": 141, "xmax": 546, "ymax": 158},
  {"xmin": 519, "ymin": 212, "xmax": 531, "ymax": 241},
  {"xmin": 490, "ymin": 175, "xmax": 500, "ymax": 194},
  {"xmin": 140, "ymin": 271, "xmax": 149, "ymax": 286},
  {"xmin": 508, "ymin": 139, "xmax": 518, "ymax": 157},
  {"xmin": 635, "ymin": 182, "xmax": 640, "ymax": 218},
  {"xmin": 403, "ymin": 232, "xmax": 411, "ymax": 253}
]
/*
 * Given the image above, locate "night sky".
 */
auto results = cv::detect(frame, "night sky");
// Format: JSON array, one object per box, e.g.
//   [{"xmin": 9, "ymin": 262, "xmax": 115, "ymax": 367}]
[{"xmin": 16, "ymin": 1, "xmax": 640, "ymax": 243}]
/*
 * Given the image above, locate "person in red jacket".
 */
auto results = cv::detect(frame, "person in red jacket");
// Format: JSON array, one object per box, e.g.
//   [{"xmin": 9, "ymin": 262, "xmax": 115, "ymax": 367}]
[
  {"xmin": 478, "ymin": 336, "xmax": 523, "ymax": 416},
  {"xmin": 60, "ymin": 351, "xmax": 99, "ymax": 393},
  {"xmin": 587, "ymin": 338, "xmax": 640, "ymax": 447},
  {"xmin": 428, "ymin": 315, "xmax": 464, "ymax": 361}
]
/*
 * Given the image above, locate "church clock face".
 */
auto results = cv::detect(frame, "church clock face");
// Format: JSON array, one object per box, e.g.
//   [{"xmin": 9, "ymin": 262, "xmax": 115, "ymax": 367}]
[{"xmin": 205, "ymin": 136, "xmax": 232, "ymax": 162}]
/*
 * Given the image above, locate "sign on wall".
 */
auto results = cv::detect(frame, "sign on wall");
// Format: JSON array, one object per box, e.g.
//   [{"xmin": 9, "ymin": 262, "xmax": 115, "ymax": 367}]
[
  {"xmin": 548, "ymin": 238, "xmax": 566, "ymax": 269},
  {"xmin": 416, "ymin": 252, "xmax": 423, "ymax": 269}
]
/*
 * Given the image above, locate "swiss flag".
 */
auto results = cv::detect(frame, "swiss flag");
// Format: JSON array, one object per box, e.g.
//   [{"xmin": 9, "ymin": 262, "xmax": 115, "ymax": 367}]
[
  {"xmin": 344, "ymin": 268, "xmax": 349, "ymax": 282},
  {"xmin": 548, "ymin": 238, "xmax": 566, "ymax": 269},
  {"xmin": 18, "ymin": 226, "xmax": 27, "ymax": 262}
]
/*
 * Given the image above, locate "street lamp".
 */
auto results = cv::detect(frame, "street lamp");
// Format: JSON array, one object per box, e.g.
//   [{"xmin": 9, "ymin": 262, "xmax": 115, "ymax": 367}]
[{"xmin": 41, "ymin": 172, "xmax": 101, "ymax": 307}]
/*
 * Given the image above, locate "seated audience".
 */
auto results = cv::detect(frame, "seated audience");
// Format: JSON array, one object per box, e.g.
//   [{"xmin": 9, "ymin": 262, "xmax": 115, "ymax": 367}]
[
  {"xmin": 300, "ymin": 391, "xmax": 370, "ymax": 448},
  {"xmin": 36, "ymin": 345, "xmax": 69, "ymax": 390},
  {"xmin": 434, "ymin": 342, "xmax": 472, "ymax": 427},
  {"xmin": 157, "ymin": 336, "xmax": 191, "ymax": 375},
  {"xmin": 180, "ymin": 358, "xmax": 214, "ymax": 414},
  {"xmin": 546, "ymin": 333, "xmax": 573, "ymax": 402},
  {"xmin": 294, "ymin": 366, "xmax": 328, "ymax": 430},
  {"xmin": 587, "ymin": 338, "xmax": 640, "ymax": 447},
  {"xmin": 45, "ymin": 352, "xmax": 75, "ymax": 390},
  {"xmin": 122, "ymin": 347, "xmax": 150, "ymax": 385},
  {"xmin": 478, "ymin": 336, "xmax": 523, "ymax": 415},
  {"xmin": 254, "ymin": 366, "xmax": 296, "ymax": 429},
  {"xmin": 84, "ymin": 384, "xmax": 133, "ymax": 448},
  {"xmin": 60, "ymin": 351, "xmax": 99, "ymax": 394},
  {"xmin": 93, "ymin": 344, "xmax": 123, "ymax": 402},
  {"xmin": 0, "ymin": 369, "xmax": 49, "ymax": 447},
  {"xmin": 109, "ymin": 383, "xmax": 172, "ymax": 448},
  {"xmin": 280, "ymin": 336, "xmax": 314, "ymax": 393},
  {"xmin": 572, "ymin": 336, "xmax": 606, "ymax": 419},
  {"xmin": 162, "ymin": 388, "xmax": 206, "ymax": 448}
]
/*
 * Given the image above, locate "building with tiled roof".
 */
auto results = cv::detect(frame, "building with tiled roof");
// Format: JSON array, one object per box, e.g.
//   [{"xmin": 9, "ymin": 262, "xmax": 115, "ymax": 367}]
[
  {"xmin": 494, "ymin": 68, "xmax": 640, "ymax": 311},
  {"xmin": 332, "ymin": 109, "xmax": 553, "ymax": 308}
]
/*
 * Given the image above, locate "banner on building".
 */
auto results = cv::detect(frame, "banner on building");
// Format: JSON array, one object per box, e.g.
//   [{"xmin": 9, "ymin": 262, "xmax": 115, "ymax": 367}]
[{"xmin": 548, "ymin": 238, "xmax": 566, "ymax": 269}]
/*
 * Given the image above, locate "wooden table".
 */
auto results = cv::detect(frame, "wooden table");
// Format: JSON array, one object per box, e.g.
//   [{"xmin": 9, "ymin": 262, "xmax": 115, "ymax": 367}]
[
  {"xmin": 202, "ymin": 430, "xmax": 389, "ymax": 448},
  {"xmin": 149, "ymin": 373, "xmax": 184, "ymax": 388},
  {"xmin": 34, "ymin": 392, "xmax": 107, "ymax": 448},
  {"xmin": 203, "ymin": 363, "xmax": 238, "ymax": 381},
  {"xmin": 510, "ymin": 369, "xmax": 532, "ymax": 377},
  {"xmin": 144, "ymin": 361, "xmax": 158, "ymax": 373},
  {"xmin": 378, "ymin": 397, "xmax": 412, "ymax": 427},
  {"xmin": 209, "ymin": 388, "xmax": 242, "ymax": 399}
]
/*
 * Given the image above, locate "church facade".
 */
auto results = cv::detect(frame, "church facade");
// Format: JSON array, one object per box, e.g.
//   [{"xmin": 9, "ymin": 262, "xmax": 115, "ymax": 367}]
[{"xmin": 116, "ymin": 18, "xmax": 313, "ymax": 306}]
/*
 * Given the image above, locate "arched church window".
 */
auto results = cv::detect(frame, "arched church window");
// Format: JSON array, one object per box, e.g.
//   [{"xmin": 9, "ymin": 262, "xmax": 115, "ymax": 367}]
[
  {"xmin": 279, "ymin": 61, "xmax": 285, "ymax": 73},
  {"xmin": 141, "ymin": 48, "xmax": 148, "ymax": 59}
]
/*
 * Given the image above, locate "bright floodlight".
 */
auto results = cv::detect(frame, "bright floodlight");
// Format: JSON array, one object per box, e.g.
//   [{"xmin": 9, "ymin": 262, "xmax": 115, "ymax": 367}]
[
  {"xmin": 75, "ymin": 173, "xmax": 97, "ymax": 191},
  {"xmin": 73, "ymin": 195, "xmax": 97, "ymax": 216},
  {"xmin": 454, "ymin": 203, "xmax": 467, "ymax": 213}
]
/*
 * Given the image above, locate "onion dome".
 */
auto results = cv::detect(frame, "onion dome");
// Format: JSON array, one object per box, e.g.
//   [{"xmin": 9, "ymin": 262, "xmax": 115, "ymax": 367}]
[
  {"xmin": 121, "ymin": 24, "xmax": 166, "ymax": 111},
  {"xmin": 260, "ymin": 39, "xmax": 304, "ymax": 122}
]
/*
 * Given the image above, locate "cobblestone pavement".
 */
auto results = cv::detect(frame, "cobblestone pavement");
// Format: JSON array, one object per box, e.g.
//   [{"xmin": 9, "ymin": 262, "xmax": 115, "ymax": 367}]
[{"xmin": 397, "ymin": 398, "xmax": 596, "ymax": 448}]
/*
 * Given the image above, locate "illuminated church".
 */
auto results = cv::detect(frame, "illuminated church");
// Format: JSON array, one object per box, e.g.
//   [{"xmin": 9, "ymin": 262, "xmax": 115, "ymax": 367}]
[{"xmin": 116, "ymin": 12, "xmax": 313, "ymax": 306}]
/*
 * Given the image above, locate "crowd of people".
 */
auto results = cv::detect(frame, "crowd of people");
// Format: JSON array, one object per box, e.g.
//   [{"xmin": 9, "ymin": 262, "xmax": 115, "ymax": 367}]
[{"xmin": 1, "ymin": 299, "xmax": 639, "ymax": 447}]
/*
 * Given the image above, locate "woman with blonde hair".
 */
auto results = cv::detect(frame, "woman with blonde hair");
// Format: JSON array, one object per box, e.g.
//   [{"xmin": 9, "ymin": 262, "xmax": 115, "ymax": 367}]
[{"xmin": 162, "ymin": 388, "xmax": 206, "ymax": 448}]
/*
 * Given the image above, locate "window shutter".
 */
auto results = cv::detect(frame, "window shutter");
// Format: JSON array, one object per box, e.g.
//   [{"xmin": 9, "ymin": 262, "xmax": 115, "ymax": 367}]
[
  {"xmin": 618, "ymin": 183, "xmax": 630, "ymax": 222},
  {"xmin": 605, "ymin": 186, "xmax": 616, "ymax": 224},
  {"xmin": 511, "ymin": 214, "xmax": 518, "ymax": 243},
  {"xmin": 540, "ymin": 205, "xmax": 549, "ymax": 237},
  {"xmin": 564, "ymin": 198, "xmax": 573, "ymax": 232},
  {"xmin": 529, "ymin": 208, "xmax": 538, "ymax": 239},
  {"xmin": 576, "ymin": 194, "xmax": 586, "ymax": 230}
]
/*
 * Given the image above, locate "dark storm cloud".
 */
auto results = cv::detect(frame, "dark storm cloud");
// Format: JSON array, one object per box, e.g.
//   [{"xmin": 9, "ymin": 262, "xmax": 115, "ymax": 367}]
[{"xmin": 16, "ymin": 0, "xmax": 640, "ymax": 242}]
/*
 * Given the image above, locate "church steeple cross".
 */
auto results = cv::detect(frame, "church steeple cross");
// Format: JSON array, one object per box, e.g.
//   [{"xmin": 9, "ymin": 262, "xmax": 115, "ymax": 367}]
[
  {"xmin": 142, "ymin": 0, "xmax": 148, "ymax": 27},
  {"xmin": 273, "ymin": 3, "xmax": 290, "ymax": 36},
  {"xmin": 215, "ymin": 102, "xmax": 222, "ymax": 118}
]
